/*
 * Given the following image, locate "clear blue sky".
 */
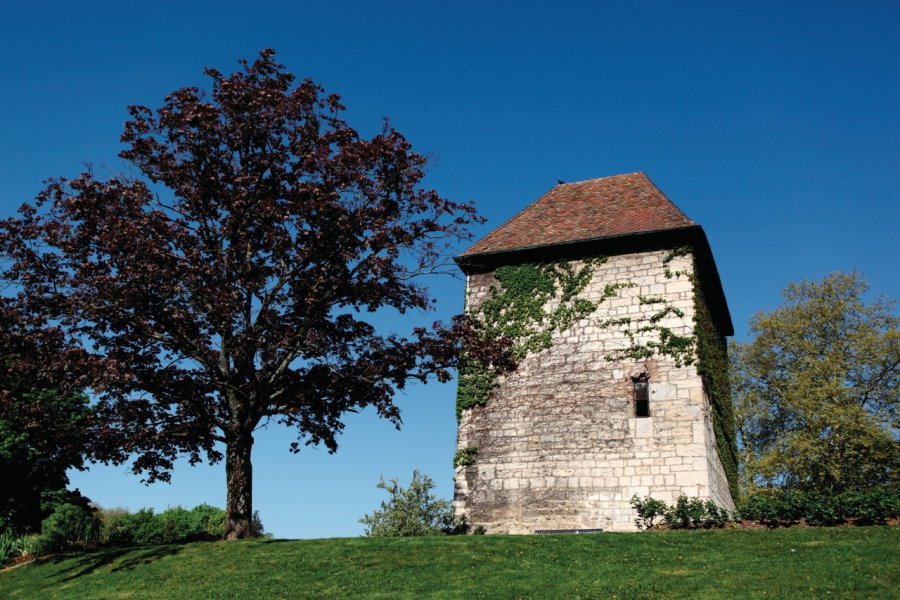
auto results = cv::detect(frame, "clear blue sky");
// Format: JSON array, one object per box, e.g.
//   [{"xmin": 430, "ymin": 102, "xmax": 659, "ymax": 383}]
[{"xmin": 1, "ymin": 1, "xmax": 897, "ymax": 539}]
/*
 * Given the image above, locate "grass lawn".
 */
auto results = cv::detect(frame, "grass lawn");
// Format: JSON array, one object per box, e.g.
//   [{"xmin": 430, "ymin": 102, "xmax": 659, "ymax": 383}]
[{"xmin": 1, "ymin": 526, "xmax": 897, "ymax": 599}]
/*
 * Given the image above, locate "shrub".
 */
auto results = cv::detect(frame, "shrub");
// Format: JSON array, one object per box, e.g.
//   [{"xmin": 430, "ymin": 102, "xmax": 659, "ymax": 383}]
[
  {"xmin": 97, "ymin": 506, "xmax": 133, "ymax": 545},
  {"xmin": 40, "ymin": 504, "xmax": 100, "ymax": 551},
  {"xmin": 0, "ymin": 531, "xmax": 50, "ymax": 563},
  {"xmin": 846, "ymin": 487, "xmax": 900, "ymax": 524},
  {"xmin": 18, "ymin": 533, "xmax": 53, "ymax": 557},
  {"xmin": 96, "ymin": 504, "xmax": 233, "ymax": 545},
  {"xmin": 190, "ymin": 503, "xmax": 226, "ymax": 537},
  {"xmin": 737, "ymin": 487, "xmax": 900, "ymax": 526},
  {"xmin": 803, "ymin": 493, "xmax": 846, "ymax": 526},
  {"xmin": 18, "ymin": 502, "xmax": 261, "ymax": 555},
  {"xmin": 113, "ymin": 509, "xmax": 165, "ymax": 545},
  {"xmin": 701, "ymin": 499, "xmax": 730, "ymax": 528},
  {"xmin": 359, "ymin": 470, "xmax": 454, "ymax": 537},
  {"xmin": 251, "ymin": 510, "xmax": 268, "ymax": 538},
  {"xmin": 631, "ymin": 495, "xmax": 732, "ymax": 530},
  {"xmin": 665, "ymin": 496, "xmax": 708, "ymax": 529},
  {"xmin": 0, "ymin": 530, "xmax": 15, "ymax": 563},
  {"xmin": 737, "ymin": 491, "xmax": 804, "ymax": 526},
  {"xmin": 157, "ymin": 506, "xmax": 192, "ymax": 543},
  {"xmin": 630, "ymin": 495, "xmax": 668, "ymax": 530}
]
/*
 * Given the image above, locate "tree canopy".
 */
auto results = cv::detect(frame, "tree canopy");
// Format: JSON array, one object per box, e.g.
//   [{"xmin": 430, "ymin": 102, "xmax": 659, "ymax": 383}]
[
  {"xmin": 0, "ymin": 302, "xmax": 93, "ymax": 533},
  {"xmin": 732, "ymin": 272, "xmax": 898, "ymax": 494},
  {"xmin": 0, "ymin": 50, "xmax": 509, "ymax": 538}
]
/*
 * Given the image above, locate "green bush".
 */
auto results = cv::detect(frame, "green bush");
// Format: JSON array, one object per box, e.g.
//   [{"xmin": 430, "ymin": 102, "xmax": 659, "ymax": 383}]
[
  {"xmin": 0, "ymin": 529, "xmax": 15, "ymax": 563},
  {"xmin": 666, "ymin": 496, "xmax": 708, "ymax": 529},
  {"xmin": 702, "ymin": 499, "xmax": 730, "ymax": 528},
  {"xmin": 803, "ymin": 493, "xmax": 846, "ymax": 526},
  {"xmin": 0, "ymin": 531, "xmax": 50, "ymax": 563},
  {"xmin": 630, "ymin": 495, "xmax": 668, "ymax": 530},
  {"xmin": 359, "ymin": 470, "xmax": 455, "ymax": 537},
  {"xmin": 847, "ymin": 487, "xmax": 900, "ymax": 524},
  {"xmin": 737, "ymin": 487, "xmax": 900, "ymax": 526},
  {"xmin": 631, "ymin": 495, "xmax": 732, "ymax": 530},
  {"xmin": 4, "ymin": 502, "xmax": 246, "ymax": 559},
  {"xmin": 190, "ymin": 503, "xmax": 227, "ymax": 537},
  {"xmin": 96, "ymin": 504, "xmax": 230, "ymax": 546},
  {"xmin": 40, "ymin": 504, "xmax": 100, "ymax": 551},
  {"xmin": 159, "ymin": 506, "xmax": 197, "ymax": 543},
  {"xmin": 97, "ymin": 506, "xmax": 133, "ymax": 545},
  {"xmin": 114, "ymin": 509, "xmax": 164, "ymax": 545},
  {"xmin": 19, "ymin": 533, "xmax": 53, "ymax": 557}
]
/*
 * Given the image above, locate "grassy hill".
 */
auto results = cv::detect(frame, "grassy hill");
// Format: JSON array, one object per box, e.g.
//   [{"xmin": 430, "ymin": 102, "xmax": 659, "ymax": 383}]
[{"xmin": 1, "ymin": 526, "xmax": 897, "ymax": 599}]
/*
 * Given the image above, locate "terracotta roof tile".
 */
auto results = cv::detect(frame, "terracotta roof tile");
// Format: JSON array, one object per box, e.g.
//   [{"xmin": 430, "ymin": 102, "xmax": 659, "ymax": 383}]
[{"xmin": 461, "ymin": 172, "xmax": 694, "ymax": 257}]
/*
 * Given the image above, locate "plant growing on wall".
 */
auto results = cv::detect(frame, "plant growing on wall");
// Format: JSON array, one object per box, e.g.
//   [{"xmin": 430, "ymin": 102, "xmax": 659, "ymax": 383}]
[
  {"xmin": 456, "ymin": 247, "xmax": 740, "ymax": 499},
  {"xmin": 457, "ymin": 259, "xmax": 607, "ymax": 416}
]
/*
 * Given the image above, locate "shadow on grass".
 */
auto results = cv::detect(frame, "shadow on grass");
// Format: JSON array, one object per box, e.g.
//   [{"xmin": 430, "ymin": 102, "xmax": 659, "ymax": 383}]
[{"xmin": 40, "ymin": 542, "xmax": 197, "ymax": 581}]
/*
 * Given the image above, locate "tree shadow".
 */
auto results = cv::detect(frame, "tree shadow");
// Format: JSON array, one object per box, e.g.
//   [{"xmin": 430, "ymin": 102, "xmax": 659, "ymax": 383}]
[{"xmin": 41, "ymin": 542, "xmax": 191, "ymax": 581}]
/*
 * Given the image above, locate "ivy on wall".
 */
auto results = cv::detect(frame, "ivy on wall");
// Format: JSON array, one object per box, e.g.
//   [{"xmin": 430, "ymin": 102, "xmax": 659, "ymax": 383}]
[
  {"xmin": 661, "ymin": 246, "xmax": 739, "ymax": 498},
  {"xmin": 584, "ymin": 247, "xmax": 696, "ymax": 368},
  {"xmin": 452, "ymin": 446, "xmax": 479, "ymax": 467},
  {"xmin": 456, "ymin": 258, "xmax": 606, "ymax": 418},
  {"xmin": 691, "ymin": 272, "xmax": 740, "ymax": 500},
  {"xmin": 455, "ymin": 247, "xmax": 740, "ymax": 500}
]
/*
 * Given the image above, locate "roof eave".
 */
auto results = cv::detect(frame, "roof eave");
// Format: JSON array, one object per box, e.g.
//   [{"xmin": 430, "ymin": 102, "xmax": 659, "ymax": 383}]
[{"xmin": 455, "ymin": 225, "xmax": 734, "ymax": 337}]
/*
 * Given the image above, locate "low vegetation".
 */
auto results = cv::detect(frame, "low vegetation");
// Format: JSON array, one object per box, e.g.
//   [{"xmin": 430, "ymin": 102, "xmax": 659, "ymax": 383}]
[
  {"xmin": 631, "ymin": 488, "xmax": 900, "ymax": 531},
  {"xmin": 359, "ymin": 470, "xmax": 467, "ymax": 537},
  {"xmin": 1, "ymin": 527, "xmax": 896, "ymax": 599},
  {"xmin": 0, "ymin": 503, "xmax": 264, "ymax": 565}
]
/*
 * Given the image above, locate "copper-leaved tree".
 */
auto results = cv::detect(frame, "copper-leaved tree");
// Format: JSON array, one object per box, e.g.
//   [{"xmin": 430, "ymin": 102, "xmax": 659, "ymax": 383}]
[{"xmin": 0, "ymin": 50, "xmax": 510, "ymax": 539}]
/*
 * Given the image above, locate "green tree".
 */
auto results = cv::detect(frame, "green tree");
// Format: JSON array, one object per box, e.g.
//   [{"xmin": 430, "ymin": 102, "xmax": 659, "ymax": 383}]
[
  {"xmin": 359, "ymin": 470, "xmax": 455, "ymax": 536},
  {"xmin": 732, "ymin": 272, "xmax": 898, "ymax": 494},
  {"xmin": 0, "ymin": 304, "xmax": 93, "ymax": 534}
]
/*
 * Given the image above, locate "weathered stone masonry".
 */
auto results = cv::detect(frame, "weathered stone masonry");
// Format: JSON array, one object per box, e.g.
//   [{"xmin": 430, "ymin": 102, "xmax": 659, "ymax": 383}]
[{"xmin": 452, "ymin": 173, "xmax": 735, "ymax": 533}]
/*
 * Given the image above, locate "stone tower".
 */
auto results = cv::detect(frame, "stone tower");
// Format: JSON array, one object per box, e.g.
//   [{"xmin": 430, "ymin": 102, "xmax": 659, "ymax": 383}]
[{"xmin": 453, "ymin": 172, "xmax": 736, "ymax": 533}]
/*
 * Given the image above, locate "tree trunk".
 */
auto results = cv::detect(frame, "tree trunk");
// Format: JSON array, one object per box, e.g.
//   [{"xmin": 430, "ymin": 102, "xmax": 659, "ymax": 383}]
[{"xmin": 224, "ymin": 432, "xmax": 254, "ymax": 540}]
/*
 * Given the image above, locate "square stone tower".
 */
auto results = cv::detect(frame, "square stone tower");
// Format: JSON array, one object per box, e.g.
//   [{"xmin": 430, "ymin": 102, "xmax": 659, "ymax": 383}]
[{"xmin": 453, "ymin": 172, "xmax": 736, "ymax": 533}]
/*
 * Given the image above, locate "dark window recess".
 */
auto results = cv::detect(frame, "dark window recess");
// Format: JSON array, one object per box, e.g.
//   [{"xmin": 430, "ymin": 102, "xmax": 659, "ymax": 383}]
[{"xmin": 634, "ymin": 376, "xmax": 650, "ymax": 418}]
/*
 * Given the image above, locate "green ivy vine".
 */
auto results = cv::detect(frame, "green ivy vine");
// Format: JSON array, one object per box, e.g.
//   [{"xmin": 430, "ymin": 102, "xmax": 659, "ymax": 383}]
[
  {"xmin": 690, "ymin": 269, "xmax": 740, "ymax": 500},
  {"xmin": 457, "ymin": 258, "xmax": 606, "ymax": 418},
  {"xmin": 453, "ymin": 446, "xmax": 479, "ymax": 467},
  {"xmin": 455, "ymin": 246, "xmax": 739, "ymax": 500},
  {"xmin": 661, "ymin": 245, "xmax": 739, "ymax": 498}
]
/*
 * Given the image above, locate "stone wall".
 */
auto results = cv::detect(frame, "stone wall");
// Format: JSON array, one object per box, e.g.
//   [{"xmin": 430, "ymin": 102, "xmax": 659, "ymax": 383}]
[{"xmin": 454, "ymin": 249, "xmax": 735, "ymax": 533}]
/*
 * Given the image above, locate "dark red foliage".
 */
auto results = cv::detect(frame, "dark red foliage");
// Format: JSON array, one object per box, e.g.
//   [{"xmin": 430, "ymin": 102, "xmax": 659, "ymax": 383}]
[{"xmin": 0, "ymin": 50, "xmax": 511, "ymax": 538}]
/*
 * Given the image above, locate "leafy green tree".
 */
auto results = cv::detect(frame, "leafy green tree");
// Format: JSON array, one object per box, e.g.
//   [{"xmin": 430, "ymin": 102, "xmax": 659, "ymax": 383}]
[
  {"xmin": 0, "ymin": 303, "xmax": 93, "ymax": 534},
  {"xmin": 732, "ymin": 272, "xmax": 898, "ymax": 494},
  {"xmin": 359, "ymin": 470, "xmax": 455, "ymax": 536}
]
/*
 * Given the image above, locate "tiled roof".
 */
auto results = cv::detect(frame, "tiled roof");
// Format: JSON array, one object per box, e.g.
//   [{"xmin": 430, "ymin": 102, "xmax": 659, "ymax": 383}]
[{"xmin": 461, "ymin": 172, "xmax": 695, "ymax": 257}]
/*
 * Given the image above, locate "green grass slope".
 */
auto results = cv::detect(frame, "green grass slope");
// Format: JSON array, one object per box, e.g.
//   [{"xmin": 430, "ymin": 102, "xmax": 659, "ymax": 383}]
[{"xmin": 1, "ymin": 527, "xmax": 897, "ymax": 599}]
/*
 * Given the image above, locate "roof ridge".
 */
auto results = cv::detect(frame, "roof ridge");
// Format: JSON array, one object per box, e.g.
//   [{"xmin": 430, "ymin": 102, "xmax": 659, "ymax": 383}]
[
  {"xmin": 471, "ymin": 172, "xmax": 647, "ymax": 253},
  {"xmin": 460, "ymin": 172, "xmax": 695, "ymax": 257},
  {"xmin": 556, "ymin": 171, "xmax": 645, "ymax": 187},
  {"xmin": 640, "ymin": 172, "xmax": 694, "ymax": 225}
]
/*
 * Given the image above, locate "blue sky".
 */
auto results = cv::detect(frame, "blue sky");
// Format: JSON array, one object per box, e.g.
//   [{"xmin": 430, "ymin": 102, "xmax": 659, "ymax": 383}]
[{"xmin": 1, "ymin": 1, "xmax": 897, "ymax": 539}]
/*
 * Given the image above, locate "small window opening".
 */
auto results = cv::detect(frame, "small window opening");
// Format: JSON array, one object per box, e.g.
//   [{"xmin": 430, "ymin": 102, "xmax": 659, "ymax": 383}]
[{"xmin": 633, "ymin": 374, "xmax": 650, "ymax": 418}]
